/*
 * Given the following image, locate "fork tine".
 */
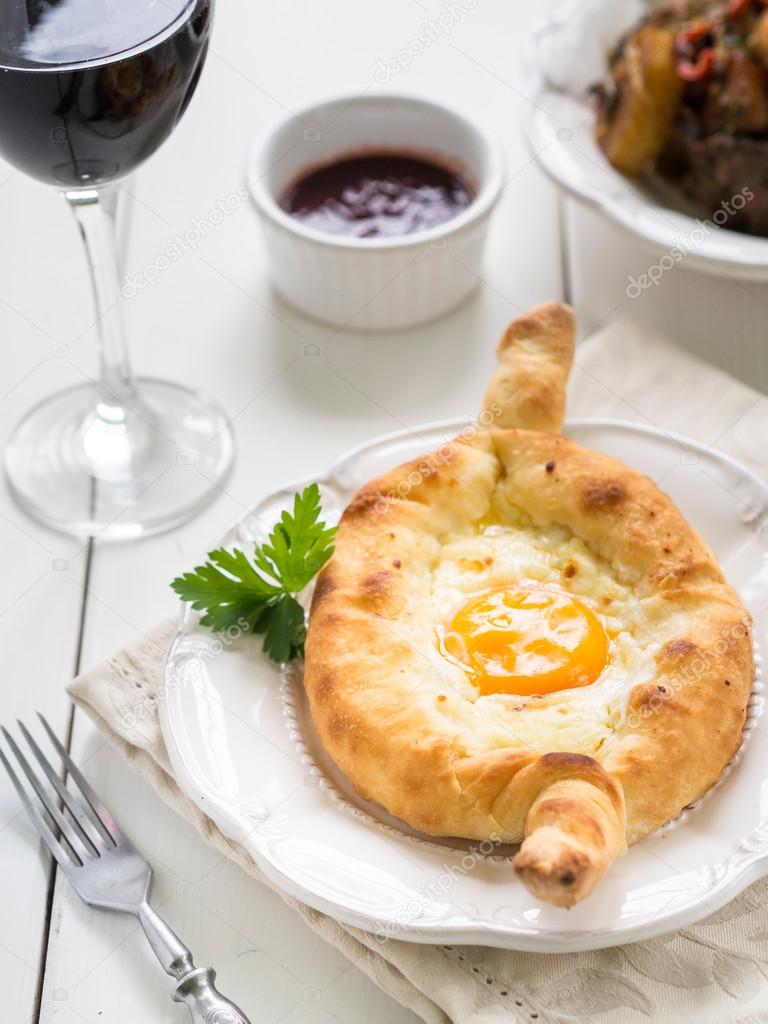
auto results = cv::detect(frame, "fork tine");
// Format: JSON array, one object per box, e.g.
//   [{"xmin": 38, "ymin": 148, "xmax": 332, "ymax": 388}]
[
  {"xmin": 17, "ymin": 720, "xmax": 103, "ymax": 856},
  {"xmin": 1, "ymin": 727, "xmax": 92, "ymax": 866},
  {"xmin": 37, "ymin": 713, "xmax": 118, "ymax": 846},
  {"xmin": 0, "ymin": 742, "xmax": 76, "ymax": 872}
]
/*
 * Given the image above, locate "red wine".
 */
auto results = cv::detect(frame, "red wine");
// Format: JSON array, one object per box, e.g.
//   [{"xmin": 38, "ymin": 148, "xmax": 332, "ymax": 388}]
[{"xmin": 0, "ymin": 0, "xmax": 212, "ymax": 187}]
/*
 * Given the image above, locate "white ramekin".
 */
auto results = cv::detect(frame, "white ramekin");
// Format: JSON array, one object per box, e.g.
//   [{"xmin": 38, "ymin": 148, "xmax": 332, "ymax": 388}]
[{"xmin": 247, "ymin": 93, "xmax": 504, "ymax": 330}]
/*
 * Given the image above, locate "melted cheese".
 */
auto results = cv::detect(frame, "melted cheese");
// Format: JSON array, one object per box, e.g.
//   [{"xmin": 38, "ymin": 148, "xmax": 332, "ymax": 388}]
[{"xmin": 428, "ymin": 514, "xmax": 659, "ymax": 755}]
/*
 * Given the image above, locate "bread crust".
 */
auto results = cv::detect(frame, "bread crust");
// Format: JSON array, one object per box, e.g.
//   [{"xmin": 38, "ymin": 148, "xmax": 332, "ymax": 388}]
[{"xmin": 304, "ymin": 303, "xmax": 754, "ymax": 907}]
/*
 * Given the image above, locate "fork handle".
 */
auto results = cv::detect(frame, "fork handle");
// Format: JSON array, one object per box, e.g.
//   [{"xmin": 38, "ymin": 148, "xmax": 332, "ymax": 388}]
[
  {"xmin": 173, "ymin": 966, "xmax": 251, "ymax": 1024},
  {"xmin": 138, "ymin": 902, "xmax": 251, "ymax": 1024}
]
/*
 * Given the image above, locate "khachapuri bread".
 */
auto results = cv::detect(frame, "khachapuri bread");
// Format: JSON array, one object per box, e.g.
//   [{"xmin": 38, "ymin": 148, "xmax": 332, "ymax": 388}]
[{"xmin": 304, "ymin": 304, "xmax": 753, "ymax": 907}]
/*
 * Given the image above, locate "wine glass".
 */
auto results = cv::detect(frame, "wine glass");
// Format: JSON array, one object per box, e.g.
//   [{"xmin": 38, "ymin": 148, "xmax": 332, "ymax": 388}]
[{"xmin": 0, "ymin": 0, "xmax": 234, "ymax": 540}]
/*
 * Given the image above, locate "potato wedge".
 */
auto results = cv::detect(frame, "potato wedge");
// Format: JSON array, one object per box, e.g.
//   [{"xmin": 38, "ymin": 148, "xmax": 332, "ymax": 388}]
[
  {"xmin": 750, "ymin": 10, "xmax": 768, "ymax": 66},
  {"xmin": 597, "ymin": 25, "xmax": 683, "ymax": 174}
]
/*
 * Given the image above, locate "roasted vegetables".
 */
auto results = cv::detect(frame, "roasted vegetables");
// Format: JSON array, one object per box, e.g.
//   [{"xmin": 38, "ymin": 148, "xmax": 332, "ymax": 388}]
[
  {"xmin": 595, "ymin": 26, "xmax": 683, "ymax": 173},
  {"xmin": 594, "ymin": 0, "xmax": 768, "ymax": 235}
]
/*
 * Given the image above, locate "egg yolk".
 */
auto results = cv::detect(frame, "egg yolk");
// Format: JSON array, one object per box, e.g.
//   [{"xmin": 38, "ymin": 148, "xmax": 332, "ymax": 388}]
[{"xmin": 444, "ymin": 586, "xmax": 608, "ymax": 697}]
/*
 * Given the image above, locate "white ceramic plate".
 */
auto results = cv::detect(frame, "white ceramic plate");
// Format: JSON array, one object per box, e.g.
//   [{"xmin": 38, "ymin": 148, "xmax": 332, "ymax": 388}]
[
  {"xmin": 525, "ymin": 0, "xmax": 768, "ymax": 281},
  {"xmin": 161, "ymin": 419, "xmax": 768, "ymax": 952}
]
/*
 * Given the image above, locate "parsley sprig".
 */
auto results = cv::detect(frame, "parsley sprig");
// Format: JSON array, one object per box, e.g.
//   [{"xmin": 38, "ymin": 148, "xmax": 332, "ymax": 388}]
[{"xmin": 171, "ymin": 484, "xmax": 336, "ymax": 663}]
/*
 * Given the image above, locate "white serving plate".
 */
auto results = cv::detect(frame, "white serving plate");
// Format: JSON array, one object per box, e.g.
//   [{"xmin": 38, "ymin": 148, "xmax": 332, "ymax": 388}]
[
  {"xmin": 525, "ymin": 0, "xmax": 768, "ymax": 281},
  {"xmin": 161, "ymin": 418, "xmax": 768, "ymax": 952}
]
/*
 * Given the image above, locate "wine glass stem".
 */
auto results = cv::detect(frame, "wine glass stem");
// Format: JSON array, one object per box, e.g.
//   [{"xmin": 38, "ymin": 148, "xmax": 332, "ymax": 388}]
[
  {"xmin": 65, "ymin": 188, "xmax": 136, "ymax": 407},
  {"xmin": 64, "ymin": 188, "xmax": 159, "ymax": 483}
]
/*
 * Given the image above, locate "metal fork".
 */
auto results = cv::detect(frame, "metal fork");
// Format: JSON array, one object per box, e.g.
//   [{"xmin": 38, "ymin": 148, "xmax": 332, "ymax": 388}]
[{"xmin": 0, "ymin": 714, "xmax": 250, "ymax": 1024}]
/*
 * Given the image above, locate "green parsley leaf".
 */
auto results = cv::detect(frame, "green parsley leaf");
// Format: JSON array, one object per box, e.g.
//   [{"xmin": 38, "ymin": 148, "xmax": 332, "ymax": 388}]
[
  {"xmin": 170, "ymin": 485, "xmax": 336, "ymax": 664},
  {"xmin": 254, "ymin": 483, "xmax": 338, "ymax": 593},
  {"xmin": 261, "ymin": 593, "xmax": 307, "ymax": 663}
]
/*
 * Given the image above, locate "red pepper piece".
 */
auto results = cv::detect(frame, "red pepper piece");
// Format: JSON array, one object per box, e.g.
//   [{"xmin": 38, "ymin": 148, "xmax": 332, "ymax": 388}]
[
  {"xmin": 675, "ymin": 19, "xmax": 713, "ymax": 50},
  {"xmin": 677, "ymin": 48, "xmax": 715, "ymax": 80},
  {"xmin": 727, "ymin": 0, "xmax": 752, "ymax": 16}
]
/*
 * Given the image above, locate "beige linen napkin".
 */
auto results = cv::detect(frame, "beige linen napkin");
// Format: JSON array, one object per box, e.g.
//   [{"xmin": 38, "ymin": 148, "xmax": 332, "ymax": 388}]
[{"xmin": 69, "ymin": 319, "xmax": 768, "ymax": 1024}]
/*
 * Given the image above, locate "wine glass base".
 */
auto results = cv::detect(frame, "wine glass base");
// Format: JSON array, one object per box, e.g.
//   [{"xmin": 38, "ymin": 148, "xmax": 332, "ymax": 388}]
[{"xmin": 5, "ymin": 378, "xmax": 235, "ymax": 541}]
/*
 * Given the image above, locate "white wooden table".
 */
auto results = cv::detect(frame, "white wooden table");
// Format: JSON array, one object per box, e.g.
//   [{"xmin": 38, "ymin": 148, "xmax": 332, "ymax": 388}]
[{"xmin": 1, "ymin": 2, "xmax": 767, "ymax": 1023}]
